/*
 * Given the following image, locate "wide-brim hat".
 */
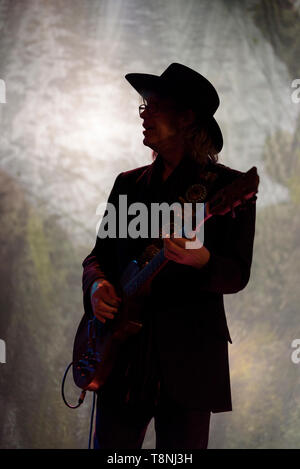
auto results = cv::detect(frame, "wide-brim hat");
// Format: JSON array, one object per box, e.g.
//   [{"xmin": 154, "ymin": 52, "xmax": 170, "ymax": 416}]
[{"xmin": 125, "ymin": 62, "xmax": 223, "ymax": 153}]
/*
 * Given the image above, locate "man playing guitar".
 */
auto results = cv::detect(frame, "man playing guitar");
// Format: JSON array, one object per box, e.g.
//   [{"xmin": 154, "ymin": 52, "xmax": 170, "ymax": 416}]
[{"xmin": 80, "ymin": 63, "xmax": 257, "ymax": 449}]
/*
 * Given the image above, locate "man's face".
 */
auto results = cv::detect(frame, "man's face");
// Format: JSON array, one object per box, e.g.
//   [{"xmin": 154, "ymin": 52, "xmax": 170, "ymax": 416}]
[{"xmin": 140, "ymin": 95, "xmax": 187, "ymax": 152}]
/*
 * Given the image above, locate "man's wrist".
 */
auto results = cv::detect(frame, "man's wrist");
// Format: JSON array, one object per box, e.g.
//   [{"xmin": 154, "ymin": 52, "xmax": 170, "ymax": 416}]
[{"xmin": 90, "ymin": 279, "xmax": 103, "ymax": 300}]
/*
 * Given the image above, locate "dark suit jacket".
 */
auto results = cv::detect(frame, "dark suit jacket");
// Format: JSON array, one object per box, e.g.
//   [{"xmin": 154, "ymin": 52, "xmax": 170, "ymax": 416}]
[{"xmin": 82, "ymin": 154, "xmax": 256, "ymax": 413}]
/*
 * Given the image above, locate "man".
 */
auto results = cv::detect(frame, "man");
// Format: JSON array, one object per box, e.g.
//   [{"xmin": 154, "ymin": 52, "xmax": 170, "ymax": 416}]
[{"xmin": 82, "ymin": 63, "xmax": 257, "ymax": 449}]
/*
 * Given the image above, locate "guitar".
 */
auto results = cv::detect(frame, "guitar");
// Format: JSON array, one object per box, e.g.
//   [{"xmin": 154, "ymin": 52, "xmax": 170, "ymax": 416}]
[{"xmin": 72, "ymin": 166, "xmax": 259, "ymax": 392}]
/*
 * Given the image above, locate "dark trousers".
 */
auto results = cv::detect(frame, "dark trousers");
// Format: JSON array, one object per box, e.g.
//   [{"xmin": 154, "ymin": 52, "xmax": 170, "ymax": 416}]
[{"xmin": 94, "ymin": 388, "xmax": 211, "ymax": 449}]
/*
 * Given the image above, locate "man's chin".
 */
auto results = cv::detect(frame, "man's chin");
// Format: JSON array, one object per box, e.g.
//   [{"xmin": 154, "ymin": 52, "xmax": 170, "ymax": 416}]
[{"xmin": 142, "ymin": 137, "xmax": 157, "ymax": 152}]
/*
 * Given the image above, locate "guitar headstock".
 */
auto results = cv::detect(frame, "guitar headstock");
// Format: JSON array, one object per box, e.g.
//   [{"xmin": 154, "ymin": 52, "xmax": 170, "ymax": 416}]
[{"xmin": 207, "ymin": 166, "xmax": 259, "ymax": 217}]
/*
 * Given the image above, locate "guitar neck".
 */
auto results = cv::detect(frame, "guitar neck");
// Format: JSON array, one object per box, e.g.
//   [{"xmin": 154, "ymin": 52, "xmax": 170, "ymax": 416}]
[
  {"xmin": 122, "ymin": 248, "xmax": 167, "ymax": 297},
  {"xmin": 123, "ymin": 207, "xmax": 212, "ymax": 297}
]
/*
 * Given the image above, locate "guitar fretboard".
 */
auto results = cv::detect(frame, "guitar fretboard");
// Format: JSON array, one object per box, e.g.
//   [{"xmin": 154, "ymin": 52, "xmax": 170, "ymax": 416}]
[{"xmin": 123, "ymin": 248, "xmax": 165, "ymax": 296}]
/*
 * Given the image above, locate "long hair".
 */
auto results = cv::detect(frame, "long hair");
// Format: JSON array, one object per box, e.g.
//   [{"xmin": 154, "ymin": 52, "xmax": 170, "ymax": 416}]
[
  {"xmin": 141, "ymin": 95, "xmax": 220, "ymax": 165},
  {"xmin": 183, "ymin": 115, "xmax": 219, "ymax": 166},
  {"xmin": 152, "ymin": 116, "xmax": 219, "ymax": 165}
]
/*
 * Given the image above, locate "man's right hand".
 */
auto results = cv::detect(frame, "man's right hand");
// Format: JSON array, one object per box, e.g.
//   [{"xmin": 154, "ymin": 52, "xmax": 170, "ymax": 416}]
[{"xmin": 90, "ymin": 279, "xmax": 121, "ymax": 323}]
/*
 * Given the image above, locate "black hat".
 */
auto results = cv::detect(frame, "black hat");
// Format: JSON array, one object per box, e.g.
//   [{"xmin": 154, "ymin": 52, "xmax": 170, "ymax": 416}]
[{"xmin": 125, "ymin": 62, "xmax": 223, "ymax": 153}]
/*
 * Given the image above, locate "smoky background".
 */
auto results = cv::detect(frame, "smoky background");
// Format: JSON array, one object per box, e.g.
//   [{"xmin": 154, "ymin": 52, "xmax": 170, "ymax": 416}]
[{"xmin": 0, "ymin": 0, "xmax": 299, "ymax": 449}]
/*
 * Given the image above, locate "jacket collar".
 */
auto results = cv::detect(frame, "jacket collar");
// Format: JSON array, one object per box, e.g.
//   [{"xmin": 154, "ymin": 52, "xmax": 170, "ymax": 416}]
[{"xmin": 140, "ymin": 153, "xmax": 211, "ymax": 187}]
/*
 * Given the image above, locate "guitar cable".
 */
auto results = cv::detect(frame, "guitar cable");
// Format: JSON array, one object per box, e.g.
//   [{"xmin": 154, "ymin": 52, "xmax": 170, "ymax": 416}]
[
  {"xmin": 61, "ymin": 361, "xmax": 97, "ymax": 449},
  {"xmin": 88, "ymin": 391, "xmax": 97, "ymax": 449},
  {"xmin": 61, "ymin": 361, "xmax": 86, "ymax": 409}
]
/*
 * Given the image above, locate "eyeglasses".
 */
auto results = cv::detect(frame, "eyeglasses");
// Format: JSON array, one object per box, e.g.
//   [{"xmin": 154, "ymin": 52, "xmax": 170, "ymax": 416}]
[
  {"xmin": 138, "ymin": 102, "xmax": 160, "ymax": 117},
  {"xmin": 139, "ymin": 99, "xmax": 180, "ymax": 117}
]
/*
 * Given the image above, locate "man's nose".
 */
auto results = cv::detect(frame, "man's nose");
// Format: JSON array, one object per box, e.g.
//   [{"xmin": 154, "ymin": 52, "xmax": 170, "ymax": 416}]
[{"xmin": 140, "ymin": 107, "xmax": 148, "ymax": 118}]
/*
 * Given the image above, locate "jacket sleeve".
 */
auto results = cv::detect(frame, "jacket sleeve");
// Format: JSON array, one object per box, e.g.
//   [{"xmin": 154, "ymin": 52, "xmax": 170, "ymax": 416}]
[
  {"xmin": 82, "ymin": 173, "xmax": 123, "ymax": 317},
  {"xmin": 201, "ymin": 199, "xmax": 256, "ymax": 293}
]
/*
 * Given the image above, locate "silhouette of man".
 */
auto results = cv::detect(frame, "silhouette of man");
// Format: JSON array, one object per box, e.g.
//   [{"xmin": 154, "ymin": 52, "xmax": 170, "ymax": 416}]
[{"xmin": 82, "ymin": 63, "xmax": 257, "ymax": 449}]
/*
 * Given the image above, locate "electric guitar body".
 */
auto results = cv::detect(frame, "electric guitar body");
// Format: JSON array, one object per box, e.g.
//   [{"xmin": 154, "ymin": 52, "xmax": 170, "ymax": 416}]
[{"xmin": 72, "ymin": 291, "xmax": 145, "ymax": 391}]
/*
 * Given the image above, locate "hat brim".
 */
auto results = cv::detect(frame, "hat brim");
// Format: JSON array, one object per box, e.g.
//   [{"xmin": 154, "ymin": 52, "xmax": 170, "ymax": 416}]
[
  {"xmin": 125, "ymin": 73, "xmax": 223, "ymax": 153},
  {"xmin": 206, "ymin": 117, "xmax": 223, "ymax": 153},
  {"xmin": 125, "ymin": 73, "xmax": 169, "ymax": 100}
]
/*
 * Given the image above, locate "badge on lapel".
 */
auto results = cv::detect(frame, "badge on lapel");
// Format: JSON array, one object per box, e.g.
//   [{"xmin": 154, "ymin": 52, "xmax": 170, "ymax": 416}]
[{"xmin": 185, "ymin": 184, "xmax": 207, "ymax": 203}]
